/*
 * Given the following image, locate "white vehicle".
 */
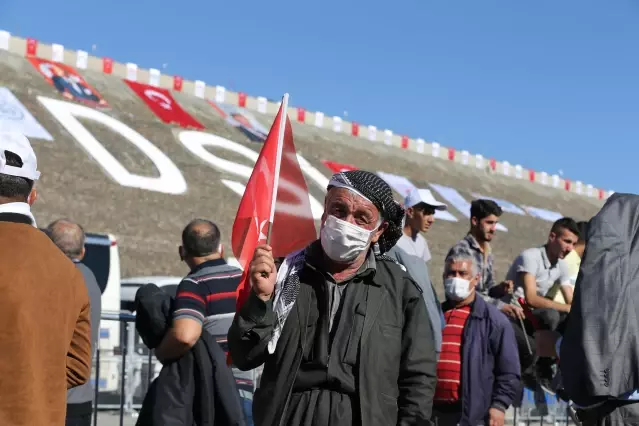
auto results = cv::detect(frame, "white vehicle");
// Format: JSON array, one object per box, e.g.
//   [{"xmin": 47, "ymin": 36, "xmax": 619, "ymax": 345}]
[
  {"xmin": 120, "ymin": 275, "xmax": 182, "ymax": 312},
  {"xmin": 119, "ymin": 256, "xmax": 242, "ymax": 311}
]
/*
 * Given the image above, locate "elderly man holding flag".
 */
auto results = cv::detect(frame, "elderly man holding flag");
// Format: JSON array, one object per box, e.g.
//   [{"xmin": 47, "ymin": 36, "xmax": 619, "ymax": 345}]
[{"xmin": 227, "ymin": 97, "xmax": 436, "ymax": 426}]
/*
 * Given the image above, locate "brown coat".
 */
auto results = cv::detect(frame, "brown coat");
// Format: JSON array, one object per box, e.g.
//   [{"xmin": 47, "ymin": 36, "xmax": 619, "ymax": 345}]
[{"xmin": 0, "ymin": 219, "xmax": 92, "ymax": 426}]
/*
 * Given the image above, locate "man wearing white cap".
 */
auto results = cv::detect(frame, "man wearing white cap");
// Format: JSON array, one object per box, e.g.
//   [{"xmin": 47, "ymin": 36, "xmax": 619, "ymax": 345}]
[
  {"xmin": 388, "ymin": 187, "xmax": 448, "ymax": 354},
  {"xmin": 0, "ymin": 133, "xmax": 40, "ymax": 225},
  {"xmin": 0, "ymin": 133, "xmax": 92, "ymax": 426}
]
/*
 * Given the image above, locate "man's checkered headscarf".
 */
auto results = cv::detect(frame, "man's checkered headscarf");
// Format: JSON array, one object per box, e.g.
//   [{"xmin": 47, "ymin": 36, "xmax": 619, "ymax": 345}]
[{"xmin": 327, "ymin": 170, "xmax": 405, "ymax": 254}]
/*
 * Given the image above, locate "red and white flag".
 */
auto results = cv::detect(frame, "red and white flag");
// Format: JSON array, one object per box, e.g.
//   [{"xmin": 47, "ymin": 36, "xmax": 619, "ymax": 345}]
[
  {"xmin": 124, "ymin": 80, "xmax": 204, "ymax": 129},
  {"xmin": 232, "ymin": 94, "xmax": 317, "ymax": 311}
]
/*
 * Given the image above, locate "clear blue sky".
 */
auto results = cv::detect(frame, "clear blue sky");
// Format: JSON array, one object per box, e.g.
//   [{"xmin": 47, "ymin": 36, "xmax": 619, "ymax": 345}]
[{"xmin": 2, "ymin": 0, "xmax": 638, "ymax": 193}]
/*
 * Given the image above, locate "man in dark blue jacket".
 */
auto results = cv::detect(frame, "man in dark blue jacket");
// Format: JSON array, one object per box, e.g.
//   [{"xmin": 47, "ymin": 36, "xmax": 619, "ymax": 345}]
[{"xmin": 433, "ymin": 248, "xmax": 520, "ymax": 425}]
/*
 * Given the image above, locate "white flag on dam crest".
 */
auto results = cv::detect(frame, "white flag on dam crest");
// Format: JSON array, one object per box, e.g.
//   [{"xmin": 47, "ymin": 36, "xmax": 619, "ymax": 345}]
[{"xmin": 0, "ymin": 87, "xmax": 53, "ymax": 141}]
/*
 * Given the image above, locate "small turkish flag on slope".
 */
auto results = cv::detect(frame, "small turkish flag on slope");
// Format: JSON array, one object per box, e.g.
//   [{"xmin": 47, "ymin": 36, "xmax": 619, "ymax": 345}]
[{"xmin": 232, "ymin": 94, "xmax": 317, "ymax": 311}]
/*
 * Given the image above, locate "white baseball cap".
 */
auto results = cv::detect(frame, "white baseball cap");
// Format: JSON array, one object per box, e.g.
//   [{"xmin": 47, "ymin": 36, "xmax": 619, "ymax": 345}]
[
  {"xmin": 404, "ymin": 188, "xmax": 447, "ymax": 211},
  {"xmin": 0, "ymin": 132, "xmax": 40, "ymax": 181}
]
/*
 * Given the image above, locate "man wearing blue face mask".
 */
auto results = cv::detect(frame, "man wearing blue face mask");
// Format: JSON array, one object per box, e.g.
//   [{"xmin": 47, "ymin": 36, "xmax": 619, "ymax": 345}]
[
  {"xmin": 228, "ymin": 170, "xmax": 438, "ymax": 426},
  {"xmin": 433, "ymin": 249, "xmax": 520, "ymax": 426}
]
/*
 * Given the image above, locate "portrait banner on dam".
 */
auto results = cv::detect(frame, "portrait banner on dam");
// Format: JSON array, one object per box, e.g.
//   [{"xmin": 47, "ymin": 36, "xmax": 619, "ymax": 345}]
[
  {"xmin": 208, "ymin": 100, "xmax": 269, "ymax": 143},
  {"xmin": 28, "ymin": 57, "xmax": 108, "ymax": 108}
]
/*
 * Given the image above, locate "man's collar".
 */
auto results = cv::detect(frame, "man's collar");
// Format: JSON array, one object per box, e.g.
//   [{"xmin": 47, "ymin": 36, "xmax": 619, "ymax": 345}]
[
  {"xmin": 541, "ymin": 245, "xmax": 553, "ymax": 267},
  {"xmin": 442, "ymin": 294, "xmax": 486, "ymax": 318},
  {"xmin": 443, "ymin": 295, "xmax": 476, "ymax": 311},
  {"xmin": 305, "ymin": 239, "xmax": 377, "ymax": 282},
  {"xmin": 190, "ymin": 257, "xmax": 226, "ymax": 274},
  {"xmin": 0, "ymin": 202, "xmax": 36, "ymax": 227},
  {"xmin": 360, "ymin": 250, "xmax": 377, "ymax": 279},
  {"xmin": 403, "ymin": 226, "xmax": 420, "ymax": 242},
  {"xmin": 465, "ymin": 233, "xmax": 489, "ymax": 253}
]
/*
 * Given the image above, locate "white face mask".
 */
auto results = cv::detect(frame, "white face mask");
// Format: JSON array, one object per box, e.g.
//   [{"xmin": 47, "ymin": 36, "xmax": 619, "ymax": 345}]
[
  {"xmin": 320, "ymin": 215, "xmax": 376, "ymax": 263},
  {"xmin": 444, "ymin": 277, "xmax": 473, "ymax": 301}
]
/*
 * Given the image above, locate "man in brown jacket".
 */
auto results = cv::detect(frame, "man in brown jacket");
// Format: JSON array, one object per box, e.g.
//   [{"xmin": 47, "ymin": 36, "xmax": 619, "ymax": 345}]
[{"xmin": 0, "ymin": 133, "xmax": 92, "ymax": 426}]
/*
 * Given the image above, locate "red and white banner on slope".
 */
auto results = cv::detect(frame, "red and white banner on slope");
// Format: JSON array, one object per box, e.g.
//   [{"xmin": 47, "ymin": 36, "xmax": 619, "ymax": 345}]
[{"xmin": 124, "ymin": 80, "xmax": 204, "ymax": 130}]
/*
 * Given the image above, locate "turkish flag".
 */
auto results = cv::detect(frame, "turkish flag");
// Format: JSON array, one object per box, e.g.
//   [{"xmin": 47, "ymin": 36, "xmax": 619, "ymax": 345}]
[
  {"xmin": 103, "ymin": 57, "xmax": 113, "ymax": 74},
  {"xmin": 173, "ymin": 75, "xmax": 183, "ymax": 91},
  {"xmin": 26, "ymin": 38, "xmax": 38, "ymax": 56},
  {"xmin": 238, "ymin": 92, "xmax": 247, "ymax": 107},
  {"xmin": 125, "ymin": 80, "xmax": 204, "ymax": 129},
  {"xmin": 321, "ymin": 159, "xmax": 358, "ymax": 174},
  {"xmin": 232, "ymin": 98, "xmax": 317, "ymax": 311},
  {"xmin": 400, "ymin": 136, "xmax": 409, "ymax": 149},
  {"xmin": 297, "ymin": 107, "xmax": 306, "ymax": 122}
]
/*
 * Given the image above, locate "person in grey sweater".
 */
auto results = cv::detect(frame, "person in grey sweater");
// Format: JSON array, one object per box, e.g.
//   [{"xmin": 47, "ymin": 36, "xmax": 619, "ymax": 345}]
[
  {"xmin": 387, "ymin": 187, "xmax": 447, "ymax": 353},
  {"xmin": 47, "ymin": 219, "xmax": 102, "ymax": 426}
]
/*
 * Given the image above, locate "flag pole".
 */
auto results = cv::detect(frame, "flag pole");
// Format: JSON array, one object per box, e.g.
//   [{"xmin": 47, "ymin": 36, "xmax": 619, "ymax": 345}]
[{"xmin": 265, "ymin": 93, "xmax": 289, "ymax": 246}]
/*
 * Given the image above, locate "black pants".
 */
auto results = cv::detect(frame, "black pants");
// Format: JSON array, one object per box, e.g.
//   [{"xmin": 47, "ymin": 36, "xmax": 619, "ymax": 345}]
[
  {"xmin": 511, "ymin": 308, "xmax": 568, "ymax": 373},
  {"xmin": 65, "ymin": 413, "xmax": 91, "ymax": 426},
  {"xmin": 66, "ymin": 402, "xmax": 93, "ymax": 426},
  {"xmin": 533, "ymin": 308, "xmax": 568, "ymax": 333},
  {"xmin": 431, "ymin": 402, "xmax": 463, "ymax": 426}
]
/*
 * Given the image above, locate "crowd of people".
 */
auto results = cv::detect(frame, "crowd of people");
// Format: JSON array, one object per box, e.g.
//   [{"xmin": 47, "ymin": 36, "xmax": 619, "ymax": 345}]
[{"xmin": 0, "ymin": 131, "xmax": 635, "ymax": 426}]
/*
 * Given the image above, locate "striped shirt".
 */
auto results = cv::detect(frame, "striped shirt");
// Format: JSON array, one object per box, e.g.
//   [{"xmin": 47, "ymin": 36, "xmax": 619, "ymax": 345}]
[
  {"xmin": 434, "ymin": 305, "xmax": 471, "ymax": 403},
  {"xmin": 173, "ymin": 259, "xmax": 242, "ymax": 333}
]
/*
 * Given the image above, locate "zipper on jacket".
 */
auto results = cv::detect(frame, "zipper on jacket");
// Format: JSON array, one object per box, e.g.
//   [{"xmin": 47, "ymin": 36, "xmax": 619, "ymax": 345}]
[{"xmin": 277, "ymin": 294, "xmax": 312, "ymax": 426}]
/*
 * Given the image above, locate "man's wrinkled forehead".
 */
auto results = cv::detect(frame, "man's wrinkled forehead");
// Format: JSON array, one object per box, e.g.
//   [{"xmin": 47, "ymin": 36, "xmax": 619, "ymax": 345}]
[
  {"xmin": 326, "ymin": 187, "xmax": 378, "ymax": 210},
  {"xmin": 448, "ymin": 259, "xmax": 472, "ymax": 272}
]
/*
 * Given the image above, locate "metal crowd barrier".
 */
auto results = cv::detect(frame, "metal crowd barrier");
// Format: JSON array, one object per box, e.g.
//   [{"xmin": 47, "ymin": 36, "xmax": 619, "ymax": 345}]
[
  {"xmin": 90, "ymin": 311, "xmax": 576, "ymax": 426},
  {"xmin": 93, "ymin": 311, "xmax": 141, "ymax": 426}
]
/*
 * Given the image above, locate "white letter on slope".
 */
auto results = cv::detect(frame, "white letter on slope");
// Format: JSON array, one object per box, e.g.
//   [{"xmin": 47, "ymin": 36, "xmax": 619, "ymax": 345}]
[
  {"xmin": 296, "ymin": 154, "xmax": 329, "ymax": 191},
  {"xmin": 178, "ymin": 131, "xmax": 324, "ymax": 219},
  {"xmin": 37, "ymin": 96, "xmax": 186, "ymax": 194}
]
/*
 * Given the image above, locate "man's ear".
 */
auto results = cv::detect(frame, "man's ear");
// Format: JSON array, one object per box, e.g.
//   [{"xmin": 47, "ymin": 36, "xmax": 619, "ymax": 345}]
[
  {"xmin": 369, "ymin": 222, "xmax": 388, "ymax": 244},
  {"xmin": 320, "ymin": 211, "xmax": 328, "ymax": 225},
  {"xmin": 219, "ymin": 244, "xmax": 224, "ymax": 259},
  {"xmin": 27, "ymin": 187, "xmax": 38, "ymax": 206},
  {"xmin": 178, "ymin": 246, "xmax": 185, "ymax": 261},
  {"xmin": 471, "ymin": 216, "xmax": 478, "ymax": 228},
  {"xmin": 406, "ymin": 207, "xmax": 415, "ymax": 219}
]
